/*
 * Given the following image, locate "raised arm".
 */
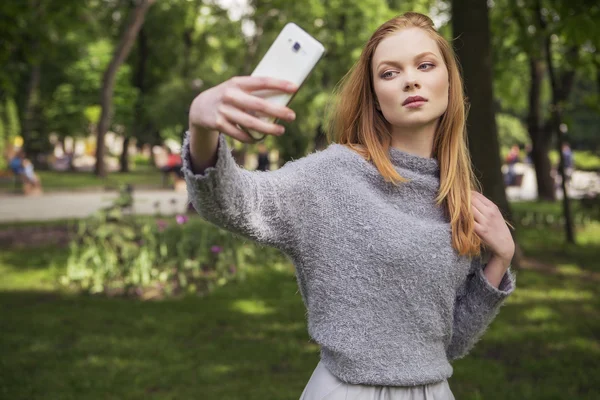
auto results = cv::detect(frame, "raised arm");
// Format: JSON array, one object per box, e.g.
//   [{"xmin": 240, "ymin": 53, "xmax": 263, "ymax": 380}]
[
  {"xmin": 182, "ymin": 132, "xmax": 318, "ymax": 251},
  {"xmin": 187, "ymin": 75, "xmax": 298, "ymax": 174},
  {"xmin": 183, "ymin": 76, "xmax": 304, "ymax": 250}
]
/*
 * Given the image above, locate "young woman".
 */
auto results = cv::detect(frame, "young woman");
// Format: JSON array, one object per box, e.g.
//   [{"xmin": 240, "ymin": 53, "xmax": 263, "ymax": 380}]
[{"xmin": 183, "ymin": 12, "xmax": 515, "ymax": 400}]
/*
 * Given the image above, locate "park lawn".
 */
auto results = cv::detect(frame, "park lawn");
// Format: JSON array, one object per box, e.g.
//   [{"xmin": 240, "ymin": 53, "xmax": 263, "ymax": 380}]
[
  {"xmin": 0, "ymin": 217, "xmax": 599, "ymax": 399},
  {"xmin": 0, "ymin": 166, "xmax": 164, "ymax": 193}
]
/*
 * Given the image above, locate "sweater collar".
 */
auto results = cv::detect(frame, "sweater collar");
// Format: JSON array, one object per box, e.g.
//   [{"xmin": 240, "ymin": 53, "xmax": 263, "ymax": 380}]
[{"xmin": 388, "ymin": 146, "xmax": 440, "ymax": 178}]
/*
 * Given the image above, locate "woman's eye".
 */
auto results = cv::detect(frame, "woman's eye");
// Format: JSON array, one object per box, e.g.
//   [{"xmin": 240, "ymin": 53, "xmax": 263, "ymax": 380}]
[
  {"xmin": 381, "ymin": 71, "xmax": 397, "ymax": 79},
  {"xmin": 418, "ymin": 63, "xmax": 435, "ymax": 70}
]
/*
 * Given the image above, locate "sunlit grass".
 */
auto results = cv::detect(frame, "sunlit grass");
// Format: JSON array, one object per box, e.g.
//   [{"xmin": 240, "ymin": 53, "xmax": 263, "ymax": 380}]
[
  {"xmin": 0, "ymin": 209, "xmax": 599, "ymax": 399},
  {"xmin": 231, "ymin": 299, "xmax": 277, "ymax": 315}
]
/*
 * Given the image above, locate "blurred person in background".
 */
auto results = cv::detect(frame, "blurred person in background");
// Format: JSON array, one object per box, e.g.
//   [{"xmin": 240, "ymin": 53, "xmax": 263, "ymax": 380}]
[
  {"xmin": 10, "ymin": 149, "xmax": 42, "ymax": 192},
  {"xmin": 560, "ymin": 142, "xmax": 574, "ymax": 185},
  {"xmin": 160, "ymin": 147, "xmax": 183, "ymax": 187},
  {"xmin": 256, "ymin": 143, "xmax": 271, "ymax": 171},
  {"xmin": 504, "ymin": 144, "xmax": 520, "ymax": 186}
]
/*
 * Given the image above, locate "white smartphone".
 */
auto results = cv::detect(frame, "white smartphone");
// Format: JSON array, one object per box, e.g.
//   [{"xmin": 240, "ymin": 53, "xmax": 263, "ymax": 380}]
[{"xmin": 243, "ymin": 23, "xmax": 325, "ymax": 141}]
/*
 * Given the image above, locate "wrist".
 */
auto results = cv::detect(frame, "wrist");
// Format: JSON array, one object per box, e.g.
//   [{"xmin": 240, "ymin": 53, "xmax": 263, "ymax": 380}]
[
  {"xmin": 189, "ymin": 123, "xmax": 206, "ymax": 137},
  {"xmin": 188, "ymin": 126, "xmax": 219, "ymax": 175},
  {"xmin": 489, "ymin": 253, "xmax": 512, "ymax": 270}
]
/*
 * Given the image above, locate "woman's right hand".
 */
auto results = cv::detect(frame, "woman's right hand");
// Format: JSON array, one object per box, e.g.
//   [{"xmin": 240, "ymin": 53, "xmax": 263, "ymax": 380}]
[{"xmin": 188, "ymin": 76, "xmax": 298, "ymax": 144}]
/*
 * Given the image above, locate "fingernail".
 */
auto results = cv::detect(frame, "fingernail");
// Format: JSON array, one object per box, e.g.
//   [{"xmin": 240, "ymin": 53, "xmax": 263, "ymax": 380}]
[
  {"xmin": 287, "ymin": 83, "xmax": 298, "ymax": 91},
  {"xmin": 288, "ymin": 112, "xmax": 296, "ymax": 120},
  {"xmin": 279, "ymin": 126, "xmax": 285, "ymax": 134}
]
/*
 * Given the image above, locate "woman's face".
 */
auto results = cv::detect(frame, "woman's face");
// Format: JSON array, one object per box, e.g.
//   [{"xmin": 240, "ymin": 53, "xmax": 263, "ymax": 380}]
[{"xmin": 371, "ymin": 28, "xmax": 449, "ymax": 130}]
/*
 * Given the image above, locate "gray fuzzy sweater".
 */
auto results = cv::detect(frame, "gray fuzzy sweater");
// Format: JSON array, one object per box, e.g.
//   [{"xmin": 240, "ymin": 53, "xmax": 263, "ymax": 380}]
[{"xmin": 182, "ymin": 132, "xmax": 515, "ymax": 386}]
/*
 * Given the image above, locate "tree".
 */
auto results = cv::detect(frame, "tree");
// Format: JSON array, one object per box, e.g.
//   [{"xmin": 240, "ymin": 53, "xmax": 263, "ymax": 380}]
[
  {"xmin": 0, "ymin": 1, "xmax": 92, "ymax": 158},
  {"xmin": 496, "ymin": 0, "xmax": 557, "ymax": 201},
  {"xmin": 534, "ymin": 0, "xmax": 577, "ymax": 242},
  {"xmin": 142, "ymin": 2, "xmax": 247, "ymax": 145},
  {"xmin": 0, "ymin": 97, "xmax": 20, "ymax": 169},
  {"xmin": 534, "ymin": 0, "xmax": 600, "ymax": 243},
  {"xmin": 452, "ymin": 0, "xmax": 520, "ymax": 264},
  {"xmin": 491, "ymin": 0, "xmax": 600, "ymax": 207},
  {"xmin": 95, "ymin": 0, "xmax": 155, "ymax": 177},
  {"xmin": 451, "ymin": 0, "xmax": 510, "ymax": 209}
]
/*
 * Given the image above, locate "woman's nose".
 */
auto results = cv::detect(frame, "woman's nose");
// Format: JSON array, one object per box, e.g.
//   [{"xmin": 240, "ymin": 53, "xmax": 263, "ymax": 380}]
[{"xmin": 404, "ymin": 80, "xmax": 421, "ymax": 91}]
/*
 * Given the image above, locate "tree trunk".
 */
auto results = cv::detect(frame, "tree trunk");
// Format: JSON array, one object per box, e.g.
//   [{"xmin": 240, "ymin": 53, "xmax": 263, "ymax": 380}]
[
  {"xmin": 452, "ymin": 0, "xmax": 511, "ymax": 209},
  {"xmin": 120, "ymin": 136, "xmax": 131, "ymax": 172},
  {"xmin": 95, "ymin": 0, "xmax": 155, "ymax": 177},
  {"xmin": 526, "ymin": 57, "xmax": 556, "ymax": 200},
  {"xmin": 182, "ymin": 28, "xmax": 193, "ymax": 79},
  {"xmin": 21, "ymin": 64, "xmax": 41, "ymax": 157},
  {"xmin": 121, "ymin": 25, "xmax": 149, "ymax": 173},
  {"xmin": 537, "ymin": 0, "xmax": 576, "ymax": 243},
  {"xmin": 452, "ymin": 0, "xmax": 520, "ymax": 266},
  {"xmin": 508, "ymin": 0, "xmax": 555, "ymax": 201},
  {"xmin": 530, "ymin": 133, "xmax": 554, "ymax": 200}
]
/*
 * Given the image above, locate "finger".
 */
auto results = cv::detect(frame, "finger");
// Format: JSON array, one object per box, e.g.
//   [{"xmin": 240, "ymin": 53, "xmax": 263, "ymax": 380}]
[
  {"xmin": 231, "ymin": 76, "xmax": 298, "ymax": 93},
  {"xmin": 215, "ymin": 116, "xmax": 255, "ymax": 144},
  {"xmin": 472, "ymin": 191, "xmax": 494, "ymax": 209},
  {"xmin": 220, "ymin": 104, "xmax": 286, "ymax": 136},
  {"xmin": 472, "ymin": 202, "xmax": 486, "ymax": 223},
  {"xmin": 471, "ymin": 195, "xmax": 488, "ymax": 214},
  {"xmin": 471, "ymin": 190, "xmax": 485, "ymax": 204},
  {"xmin": 223, "ymin": 89, "xmax": 296, "ymax": 122},
  {"xmin": 473, "ymin": 220, "xmax": 487, "ymax": 239}
]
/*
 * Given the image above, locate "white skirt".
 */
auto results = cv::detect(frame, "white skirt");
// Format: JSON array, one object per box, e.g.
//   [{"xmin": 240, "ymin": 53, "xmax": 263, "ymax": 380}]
[{"xmin": 299, "ymin": 362, "xmax": 455, "ymax": 400}]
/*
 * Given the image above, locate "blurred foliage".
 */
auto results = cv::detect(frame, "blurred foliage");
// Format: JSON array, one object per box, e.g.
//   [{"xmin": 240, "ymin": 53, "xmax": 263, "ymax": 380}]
[
  {"xmin": 0, "ymin": 0, "xmax": 598, "ymax": 163},
  {"xmin": 62, "ymin": 190, "xmax": 253, "ymax": 298},
  {"xmin": 0, "ymin": 97, "xmax": 20, "ymax": 169},
  {"xmin": 44, "ymin": 39, "xmax": 139, "ymax": 139},
  {"xmin": 496, "ymin": 113, "xmax": 529, "ymax": 149},
  {"xmin": 490, "ymin": 0, "xmax": 600, "ymax": 151}
]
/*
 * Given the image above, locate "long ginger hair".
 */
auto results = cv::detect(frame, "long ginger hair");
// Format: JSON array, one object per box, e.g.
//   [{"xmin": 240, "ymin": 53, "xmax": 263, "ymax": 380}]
[{"xmin": 327, "ymin": 12, "xmax": 482, "ymax": 257}]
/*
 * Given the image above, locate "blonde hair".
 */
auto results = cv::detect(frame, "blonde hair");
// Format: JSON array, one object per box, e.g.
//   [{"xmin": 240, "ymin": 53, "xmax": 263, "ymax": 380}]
[{"xmin": 327, "ymin": 12, "xmax": 482, "ymax": 257}]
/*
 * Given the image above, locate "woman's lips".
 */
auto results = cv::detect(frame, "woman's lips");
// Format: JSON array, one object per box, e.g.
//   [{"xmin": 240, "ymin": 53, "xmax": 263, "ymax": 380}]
[{"xmin": 404, "ymin": 100, "xmax": 427, "ymax": 108}]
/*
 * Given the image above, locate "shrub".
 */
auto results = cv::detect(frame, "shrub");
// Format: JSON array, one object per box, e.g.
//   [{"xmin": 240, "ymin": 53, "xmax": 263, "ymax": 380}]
[{"xmin": 61, "ymin": 206, "xmax": 251, "ymax": 299}]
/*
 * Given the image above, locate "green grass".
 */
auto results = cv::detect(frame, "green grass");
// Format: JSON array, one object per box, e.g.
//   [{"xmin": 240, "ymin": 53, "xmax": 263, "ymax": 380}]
[
  {"xmin": 0, "ymin": 166, "xmax": 165, "ymax": 193},
  {"xmin": 0, "ymin": 248, "xmax": 316, "ymax": 400},
  {"xmin": 0, "ymin": 218, "xmax": 599, "ymax": 399},
  {"xmin": 511, "ymin": 199, "xmax": 592, "ymax": 217},
  {"xmin": 0, "ymin": 218, "xmax": 81, "ymax": 230},
  {"xmin": 512, "ymin": 200, "xmax": 600, "ymax": 272}
]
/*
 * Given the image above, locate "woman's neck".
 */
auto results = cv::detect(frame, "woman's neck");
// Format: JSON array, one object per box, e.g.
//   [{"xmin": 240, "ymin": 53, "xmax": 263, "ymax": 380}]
[{"xmin": 389, "ymin": 122, "xmax": 437, "ymax": 159}]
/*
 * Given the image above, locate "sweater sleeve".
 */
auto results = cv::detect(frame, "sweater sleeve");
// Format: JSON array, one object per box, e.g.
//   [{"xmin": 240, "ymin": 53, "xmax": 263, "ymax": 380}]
[
  {"xmin": 181, "ymin": 132, "xmax": 312, "ymax": 251},
  {"xmin": 446, "ymin": 256, "xmax": 516, "ymax": 361}
]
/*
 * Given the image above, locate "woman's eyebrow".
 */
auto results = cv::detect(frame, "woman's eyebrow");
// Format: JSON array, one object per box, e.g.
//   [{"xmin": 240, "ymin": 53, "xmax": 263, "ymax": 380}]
[{"xmin": 376, "ymin": 51, "xmax": 439, "ymax": 69}]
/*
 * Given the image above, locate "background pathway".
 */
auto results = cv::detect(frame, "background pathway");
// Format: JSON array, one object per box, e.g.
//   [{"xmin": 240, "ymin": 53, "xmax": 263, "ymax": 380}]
[{"xmin": 0, "ymin": 166, "xmax": 598, "ymax": 223}]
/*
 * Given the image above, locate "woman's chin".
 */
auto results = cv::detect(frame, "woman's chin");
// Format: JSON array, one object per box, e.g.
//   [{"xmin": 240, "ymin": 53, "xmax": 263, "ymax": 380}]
[{"xmin": 391, "ymin": 117, "xmax": 438, "ymax": 130}]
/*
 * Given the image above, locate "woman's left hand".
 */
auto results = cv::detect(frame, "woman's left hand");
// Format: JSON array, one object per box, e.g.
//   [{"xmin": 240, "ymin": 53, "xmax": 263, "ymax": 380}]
[{"xmin": 471, "ymin": 191, "xmax": 515, "ymax": 266}]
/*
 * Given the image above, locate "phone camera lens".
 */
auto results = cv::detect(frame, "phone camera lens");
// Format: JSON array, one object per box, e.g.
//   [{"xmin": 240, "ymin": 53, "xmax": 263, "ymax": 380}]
[{"xmin": 293, "ymin": 42, "xmax": 301, "ymax": 52}]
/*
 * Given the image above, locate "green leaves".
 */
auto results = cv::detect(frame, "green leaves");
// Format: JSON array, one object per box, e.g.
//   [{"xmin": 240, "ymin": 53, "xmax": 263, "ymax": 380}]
[
  {"xmin": 62, "ymin": 188, "xmax": 255, "ymax": 298},
  {"xmin": 491, "ymin": 0, "xmax": 600, "ymax": 150},
  {"xmin": 497, "ymin": 113, "xmax": 530, "ymax": 148}
]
